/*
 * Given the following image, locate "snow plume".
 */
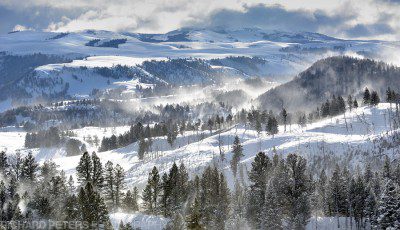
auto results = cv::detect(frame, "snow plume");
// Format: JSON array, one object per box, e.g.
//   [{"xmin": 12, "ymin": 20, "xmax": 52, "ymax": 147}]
[
  {"xmin": 12, "ymin": 24, "xmax": 32, "ymax": 32},
  {"xmin": 378, "ymin": 45, "xmax": 400, "ymax": 66}
]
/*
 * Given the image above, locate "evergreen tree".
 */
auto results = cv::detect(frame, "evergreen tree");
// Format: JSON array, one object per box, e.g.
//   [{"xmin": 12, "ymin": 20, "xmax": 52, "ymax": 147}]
[
  {"xmin": 186, "ymin": 197, "xmax": 202, "ymax": 230},
  {"xmin": 0, "ymin": 151, "xmax": 8, "ymax": 176},
  {"xmin": 114, "ymin": 164, "xmax": 125, "ymax": 210},
  {"xmin": 229, "ymin": 180, "xmax": 248, "ymax": 229},
  {"xmin": 285, "ymin": 154, "xmax": 311, "ymax": 229},
  {"xmin": 281, "ymin": 108, "xmax": 288, "ymax": 132},
  {"xmin": 329, "ymin": 165, "xmax": 347, "ymax": 228},
  {"xmin": 364, "ymin": 186, "xmax": 377, "ymax": 227},
  {"xmin": 168, "ymin": 213, "xmax": 186, "ymax": 230},
  {"xmin": 317, "ymin": 169, "xmax": 329, "ymax": 216},
  {"xmin": 266, "ymin": 116, "xmax": 278, "ymax": 135},
  {"xmin": 216, "ymin": 173, "xmax": 230, "ymax": 229},
  {"xmin": 363, "ymin": 88, "xmax": 371, "ymax": 105},
  {"xmin": 347, "ymin": 95, "xmax": 353, "ymax": 111},
  {"xmin": 261, "ymin": 181, "xmax": 283, "ymax": 230},
  {"xmin": 377, "ymin": 180, "xmax": 398, "ymax": 229},
  {"xmin": 177, "ymin": 163, "xmax": 189, "ymax": 210},
  {"xmin": 104, "ymin": 161, "xmax": 115, "ymax": 209},
  {"xmin": 246, "ymin": 152, "xmax": 271, "ymax": 228},
  {"xmin": 370, "ymin": 91, "xmax": 380, "ymax": 105},
  {"xmin": 76, "ymin": 152, "xmax": 93, "ymax": 185},
  {"xmin": 337, "ymin": 96, "xmax": 346, "ymax": 113},
  {"xmin": 91, "ymin": 152, "xmax": 104, "ymax": 189},
  {"xmin": 353, "ymin": 99, "xmax": 358, "ymax": 108},
  {"xmin": 21, "ymin": 152, "xmax": 38, "ymax": 182},
  {"xmin": 123, "ymin": 188, "xmax": 138, "ymax": 212},
  {"xmin": 138, "ymin": 137, "xmax": 147, "ymax": 160},
  {"xmin": 142, "ymin": 166, "xmax": 160, "ymax": 214},
  {"xmin": 383, "ymin": 156, "xmax": 392, "ymax": 180},
  {"xmin": 230, "ymin": 136, "xmax": 244, "ymax": 177},
  {"xmin": 64, "ymin": 194, "xmax": 79, "ymax": 222},
  {"xmin": 77, "ymin": 182, "xmax": 111, "ymax": 229}
]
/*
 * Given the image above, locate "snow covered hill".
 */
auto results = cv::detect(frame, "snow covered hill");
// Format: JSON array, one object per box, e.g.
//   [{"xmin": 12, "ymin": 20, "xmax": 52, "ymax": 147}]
[
  {"xmin": 0, "ymin": 28, "xmax": 398, "ymax": 112},
  {"xmin": 1, "ymin": 103, "xmax": 395, "ymax": 188},
  {"xmin": 0, "ymin": 28, "xmax": 397, "ymax": 78},
  {"xmin": 0, "ymin": 103, "xmax": 396, "ymax": 229}
]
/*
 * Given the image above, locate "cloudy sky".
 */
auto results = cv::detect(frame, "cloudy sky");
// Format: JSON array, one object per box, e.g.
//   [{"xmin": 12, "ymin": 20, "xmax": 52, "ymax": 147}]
[{"xmin": 0, "ymin": 0, "xmax": 399, "ymax": 40}]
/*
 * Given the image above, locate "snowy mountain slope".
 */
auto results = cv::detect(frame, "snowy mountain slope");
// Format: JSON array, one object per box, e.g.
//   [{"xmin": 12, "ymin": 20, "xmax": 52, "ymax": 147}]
[
  {"xmin": 0, "ymin": 28, "xmax": 397, "ymax": 75},
  {"xmin": 257, "ymin": 56, "xmax": 400, "ymax": 112},
  {"xmin": 0, "ymin": 28, "xmax": 399, "ymax": 112},
  {"xmin": 2, "ymin": 103, "xmax": 395, "ymax": 192}
]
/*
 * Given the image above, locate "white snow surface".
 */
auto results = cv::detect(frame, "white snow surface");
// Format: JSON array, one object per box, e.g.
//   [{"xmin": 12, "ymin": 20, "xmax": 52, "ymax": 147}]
[
  {"xmin": 2, "ymin": 103, "xmax": 395, "ymax": 189},
  {"xmin": 0, "ymin": 103, "xmax": 396, "ymax": 229},
  {"xmin": 109, "ymin": 212, "xmax": 169, "ymax": 230}
]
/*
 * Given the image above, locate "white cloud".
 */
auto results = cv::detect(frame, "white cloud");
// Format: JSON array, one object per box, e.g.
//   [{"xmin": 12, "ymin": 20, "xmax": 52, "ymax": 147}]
[
  {"xmin": 12, "ymin": 24, "xmax": 33, "ymax": 32},
  {"xmin": 1, "ymin": 0, "xmax": 400, "ymax": 40}
]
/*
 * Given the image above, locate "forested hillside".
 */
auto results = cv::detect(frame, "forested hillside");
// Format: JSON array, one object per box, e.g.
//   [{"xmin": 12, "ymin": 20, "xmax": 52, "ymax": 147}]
[{"xmin": 257, "ymin": 56, "xmax": 400, "ymax": 112}]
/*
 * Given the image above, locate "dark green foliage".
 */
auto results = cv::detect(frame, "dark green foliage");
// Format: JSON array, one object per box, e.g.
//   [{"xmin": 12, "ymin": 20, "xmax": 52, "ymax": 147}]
[
  {"xmin": 142, "ymin": 166, "xmax": 161, "ymax": 214},
  {"xmin": 246, "ymin": 152, "xmax": 271, "ymax": 228},
  {"xmin": 370, "ymin": 91, "xmax": 380, "ymax": 106},
  {"xmin": 65, "ymin": 139, "xmax": 83, "ymax": 156},
  {"xmin": 266, "ymin": 115, "xmax": 278, "ymax": 135},
  {"xmin": 230, "ymin": 136, "xmax": 244, "ymax": 177},
  {"xmin": 76, "ymin": 152, "xmax": 93, "ymax": 185},
  {"xmin": 78, "ymin": 183, "xmax": 111, "ymax": 228},
  {"xmin": 363, "ymin": 88, "xmax": 371, "ymax": 105}
]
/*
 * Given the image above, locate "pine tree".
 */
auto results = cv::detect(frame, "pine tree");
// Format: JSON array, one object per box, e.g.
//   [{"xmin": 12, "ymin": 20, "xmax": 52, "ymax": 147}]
[
  {"xmin": 11, "ymin": 152, "xmax": 23, "ymax": 180},
  {"xmin": 370, "ymin": 91, "xmax": 380, "ymax": 106},
  {"xmin": 255, "ymin": 119, "xmax": 262, "ymax": 134},
  {"xmin": 76, "ymin": 152, "xmax": 93, "ymax": 185},
  {"xmin": 178, "ymin": 163, "xmax": 189, "ymax": 205},
  {"xmin": 91, "ymin": 152, "xmax": 104, "ymax": 189},
  {"xmin": 363, "ymin": 88, "xmax": 371, "ymax": 105},
  {"xmin": 352, "ymin": 176, "xmax": 366, "ymax": 228},
  {"xmin": 21, "ymin": 152, "xmax": 38, "ymax": 182},
  {"xmin": 246, "ymin": 152, "xmax": 271, "ymax": 228},
  {"xmin": 67, "ymin": 175, "xmax": 75, "ymax": 195},
  {"xmin": 0, "ymin": 151, "xmax": 8, "ymax": 176},
  {"xmin": 337, "ymin": 96, "xmax": 346, "ymax": 113},
  {"xmin": 285, "ymin": 154, "xmax": 311, "ymax": 229},
  {"xmin": 386, "ymin": 87, "xmax": 393, "ymax": 103},
  {"xmin": 383, "ymin": 156, "xmax": 392, "ymax": 180},
  {"xmin": 138, "ymin": 137, "xmax": 147, "ymax": 160},
  {"xmin": 168, "ymin": 213, "xmax": 186, "ymax": 230},
  {"xmin": 230, "ymin": 136, "xmax": 244, "ymax": 177},
  {"xmin": 104, "ymin": 161, "xmax": 115, "ymax": 210},
  {"xmin": 266, "ymin": 116, "xmax": 278, "ymax": 135},
  {"xmin": 123, "ymin": 188, "xmax": 138, "ymax": 212},
  {"xmin": 216, "ymin": 173, "xmax": 230, "ymax": 229},
  {"xmin": 377, "ymin": 180, "xmax": 398, "ymax": 229},
  {"xmin": 229, "ymin": 180, "xmax": 248, "ymax": 229},
  {"xmin": 261, "ymin": 181, "xmax": 283, "ymax": 230},
  {"xmin": 168, "ymin": 162, "xmax": 180, "ymax": 215},
  {"xmin": 0, "ymin": 181, "xmax": 6, "ymax": 213},
  {"xmin": 281, "ymin": 108, "xmax": 288, "ymax": 132},
  {"xmin": 317, "ymin": 169, "xmax": 329, "ymax": 216},
  {"xmin": 142, "ymin": 183, "xmax": 154, "ymax": 214},
  {"xmin": 142, "ymin": 166, "xmax": 160, "ymax": 214},
  {"xmin": 114, "ymin": 164, "xmax": 125, "ymax": 210},
  {"xmin": 64, "ymin": 194, "xmax": 79, "ymax": 222},
  {"xmin": 329, "ymin": 165, "xmax": 347, "ymax": 228},
  {"xmin": 186, "ymin": 197, "xmax": 202, "ymax": 230},
  {"xmin": 364, "ymin": 186, "xmax": 377, "ymax": 227},
  {"xmin": 77, "ymin": 182, "xmax": 111, "ymax": 229},
  {"xmin": 347, "ymin": 95, "xmax": 353, "ymax": 111},
  {"xmin": 353, "ymin": 99, "xmax": 358, "ymax": 108}
]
